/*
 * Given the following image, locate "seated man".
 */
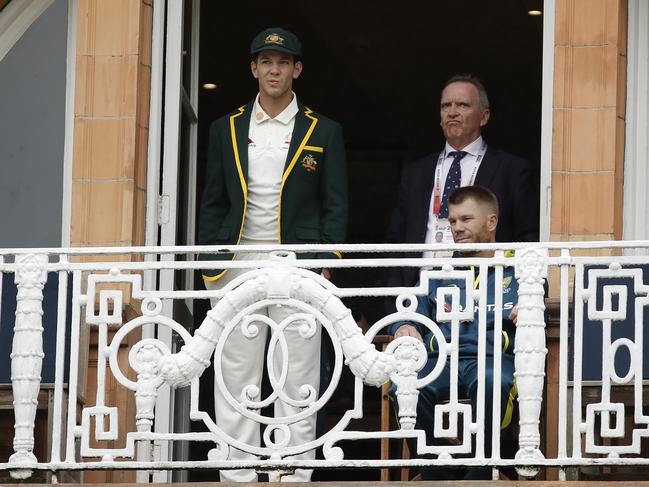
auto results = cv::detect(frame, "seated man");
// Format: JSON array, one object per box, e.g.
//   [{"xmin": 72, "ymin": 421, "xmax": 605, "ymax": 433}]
[{"xmin": 388, "ymin": 185, "xmax": 518, "ymax": 480}]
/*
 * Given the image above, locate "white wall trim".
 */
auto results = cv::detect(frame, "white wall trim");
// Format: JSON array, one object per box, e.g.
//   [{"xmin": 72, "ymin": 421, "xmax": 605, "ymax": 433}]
[
  {"xmin": 145, "ymin": 0, "xmax": 165, "ymax": 253},
  {"xmin": 142, "ymin": 0, "xmax": 165, "ymax": 345},
  {"xmin": 141, "ymin": 6, "xmax": 166, "ymax": 480},
  {"xmin": 172, "ymin": 2, "xmax": 201, "ymax": 479},
  {"xmin": 539, "ymin": 0, "xmax": 556, "ymax": 242},
  {"xmin": 154, "ymin": 0, "xmax": 185, "ymax": 480},
  {"xmin": 0, "ymin": 0, "xmax": 54, "ymax": 62},
  {"xmin": 622, "ymin": 0, "xmax": 649, "ymax": 242},
  {"xmin": 60, "ymin": 0, "xmax": 77, "ymax": 247},
  {"xmin": 185, "ymin": 0, "xmax": 200, "ymax": 250}
]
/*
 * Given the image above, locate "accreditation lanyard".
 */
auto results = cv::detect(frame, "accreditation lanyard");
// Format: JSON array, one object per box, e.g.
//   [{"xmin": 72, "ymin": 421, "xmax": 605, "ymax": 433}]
[{"xmin": 432, "ymin": 141, "xmax": 488, "ymax": 215}]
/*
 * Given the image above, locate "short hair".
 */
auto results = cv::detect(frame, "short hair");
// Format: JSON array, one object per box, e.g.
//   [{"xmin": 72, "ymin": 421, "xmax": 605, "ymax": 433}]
[
  {"xmin": 443, "ymin": 74, "xmax": 490, "ymax": 110},
  {"xmin": 448, "ymin": 185, "xmax": 499, "ymax": 216}
]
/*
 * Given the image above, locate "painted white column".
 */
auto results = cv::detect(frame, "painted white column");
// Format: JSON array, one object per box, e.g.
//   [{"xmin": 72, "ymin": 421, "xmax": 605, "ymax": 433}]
[
  {"xmin": 514, "ymin": 247, "xmax": 548, "ymax": 478},
  {"xmin": 9, "ymin": 254, "xmax": 48, "ymax": 480}
]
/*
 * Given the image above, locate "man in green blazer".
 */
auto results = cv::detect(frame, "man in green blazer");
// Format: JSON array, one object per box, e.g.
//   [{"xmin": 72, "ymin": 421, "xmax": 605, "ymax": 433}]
[{"xmin": 198, "ymin": 28, "xmax": 347, "ymax": 482}]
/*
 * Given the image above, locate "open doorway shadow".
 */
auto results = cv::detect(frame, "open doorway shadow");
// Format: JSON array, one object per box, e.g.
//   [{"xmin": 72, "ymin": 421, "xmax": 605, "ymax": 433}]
[{"xmin": 189, "ymin": 0, "xmax": 543, "ymax": 480}]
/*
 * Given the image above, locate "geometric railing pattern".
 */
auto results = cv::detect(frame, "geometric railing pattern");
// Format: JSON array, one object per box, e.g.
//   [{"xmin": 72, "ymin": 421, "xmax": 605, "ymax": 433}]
[{"xmin": 1, "ymin": 242, "xmax": 649, "ymax": 480}]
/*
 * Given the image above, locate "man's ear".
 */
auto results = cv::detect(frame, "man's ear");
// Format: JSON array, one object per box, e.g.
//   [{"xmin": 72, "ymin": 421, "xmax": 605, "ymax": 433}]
[
  {"xmin": 251, "ymin": 60, "xmax": 259, "ymax": 79},
  {"xmin": 487, "ymin": 213, "xmax": 498, "ymax": 232},
  {"xmin": 292, "ymin": 60, "xmax": 303, "ymax": 79},
  {"xmin": 480, "ymin": 108, "xmax": 491, "ymax": 127}
]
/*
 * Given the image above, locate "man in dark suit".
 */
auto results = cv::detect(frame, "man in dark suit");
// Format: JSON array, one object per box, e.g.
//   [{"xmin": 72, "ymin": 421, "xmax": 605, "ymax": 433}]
[
  {"xmin": 385, "ymin": 74, "xmax": 538, "ymax": 291},
  {"xmin": 198, "ymin": 27, "xmax": 347, "ymax": 482}
]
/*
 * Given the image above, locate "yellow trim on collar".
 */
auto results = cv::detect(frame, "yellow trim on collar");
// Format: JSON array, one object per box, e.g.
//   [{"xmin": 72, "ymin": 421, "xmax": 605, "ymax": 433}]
[
  {"xmin": 229, "ymin": 105, "xmax": 248, "ymax": 232},
  {"xmin": 277, "ymin": 107, "xmax": 319, "ymax": 243},
  {"xmin": 208, "ymin": 104, "xmax": 249, "ymax": 283},
  {"xmin": 202, "ymin": 269, "xmax": 228, "ymax": 282},
  {"xmin": 333, "ymin": 251, "xmax": 342, "ymax": 258},
  {"xmin": 303, "ymin": 145, "xmax": 324, "ymax": 153}
]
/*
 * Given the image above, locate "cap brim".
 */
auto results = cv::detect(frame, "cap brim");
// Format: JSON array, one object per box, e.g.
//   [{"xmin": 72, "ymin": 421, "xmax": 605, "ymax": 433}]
[{"xmin": 251, "ymin": 45, "xmax": 300, "ymax": 57}]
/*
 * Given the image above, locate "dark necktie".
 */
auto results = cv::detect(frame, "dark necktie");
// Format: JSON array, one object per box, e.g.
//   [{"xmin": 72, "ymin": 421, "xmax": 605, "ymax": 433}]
[{"xmin": 438, "ymin": 150, "xmax": 468, "ymax": 218}]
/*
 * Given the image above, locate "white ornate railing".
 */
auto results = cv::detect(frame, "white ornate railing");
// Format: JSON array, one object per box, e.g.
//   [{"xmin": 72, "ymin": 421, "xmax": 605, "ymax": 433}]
[{"xmin": 0, "ymin": 242, "xmax": 648, "ymax": 481}]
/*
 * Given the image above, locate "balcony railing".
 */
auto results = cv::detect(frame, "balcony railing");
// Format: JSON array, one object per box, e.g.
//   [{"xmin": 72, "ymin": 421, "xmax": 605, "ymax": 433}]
[{"xmin": 0, "ymin": 242, "xmax": 648, "ymax": 481}]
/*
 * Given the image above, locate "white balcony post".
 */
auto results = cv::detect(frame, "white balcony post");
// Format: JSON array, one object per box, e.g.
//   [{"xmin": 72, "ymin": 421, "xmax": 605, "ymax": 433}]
[
  {"xmin": 513, "ymin": 247, "xmax": 548, "ymax": 477},
  {"xmin": 390, "ymin": 338, "xmax": 426, "ymax": 430},
  {"xmin": 9, "ymin": 253, "xmax": 48, "ymax": 479}
]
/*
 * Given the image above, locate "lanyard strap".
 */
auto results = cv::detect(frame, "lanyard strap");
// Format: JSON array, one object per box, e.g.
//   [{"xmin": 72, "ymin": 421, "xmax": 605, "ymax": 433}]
[{"xmin": 432, "ymin": 141, "xmax": 488, "ymax": 215}]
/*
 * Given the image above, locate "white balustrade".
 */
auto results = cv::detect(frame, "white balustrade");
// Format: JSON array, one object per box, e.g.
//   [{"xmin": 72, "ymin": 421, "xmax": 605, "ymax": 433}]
[
  {"xmin": 8, "ymin": 254, "xmax": 48, "ymax": 479},
  {"xmin": 0, "ymin": 242, "xmax": 648, "ymax": 480},
  {"xmin": 513, "ymin": 247, "xmax": 548, "ymax": 477}
]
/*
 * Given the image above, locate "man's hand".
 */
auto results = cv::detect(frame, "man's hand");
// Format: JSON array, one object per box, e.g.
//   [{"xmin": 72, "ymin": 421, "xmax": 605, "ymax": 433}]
[
  {"xmin": 321, "ymin": 268, "xmax": 332, "ymax": 280},
  {"xmin": 509, "ymin": 305, "xmax": 518, "ymax": 325},
  {"xmin": 394, "ymin": 324, "xmax": 424, "ymax": 343}
]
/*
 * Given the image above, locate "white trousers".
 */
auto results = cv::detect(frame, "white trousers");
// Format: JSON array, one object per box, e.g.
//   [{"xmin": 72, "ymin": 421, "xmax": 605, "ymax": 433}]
[{"xmin": 205, "ymin": 246, "xmax": 321, "ymax": 482}]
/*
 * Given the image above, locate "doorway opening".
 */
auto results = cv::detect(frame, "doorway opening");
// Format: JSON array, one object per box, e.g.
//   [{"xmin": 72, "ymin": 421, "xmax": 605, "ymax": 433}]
[
  {"xmin": 187, "ymin": 0, "xmax": 543, "ymax": 480},
  {"xmin": 194, "ymin": 0, "xmax": 544, "ymax": 319}
]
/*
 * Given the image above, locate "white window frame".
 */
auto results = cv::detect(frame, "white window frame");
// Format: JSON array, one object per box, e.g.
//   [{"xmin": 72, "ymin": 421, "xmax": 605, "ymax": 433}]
[
  {"xmin": 145, "ymin": 0, "xmax": 200, "ymax": 481},
  {"xmin": 539, "ymin": 0, "xmax": 556, "ymax": 242},
  {"xmin": 623, "ymin": 0, "xmax": 649, "ymax": 243},
  {"xmin": 61, "ymin": 0, "xmax": 77, "ymax": 247}
]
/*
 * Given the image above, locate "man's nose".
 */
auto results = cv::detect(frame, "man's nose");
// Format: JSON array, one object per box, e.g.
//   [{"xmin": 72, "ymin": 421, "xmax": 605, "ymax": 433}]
[{"xmin": 269, "ymin": 62, "xmax": 280, "ymax": 73}]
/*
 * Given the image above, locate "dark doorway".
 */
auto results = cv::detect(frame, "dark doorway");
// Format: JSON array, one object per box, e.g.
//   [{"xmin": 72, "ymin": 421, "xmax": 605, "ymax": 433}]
[
  {"xmin": 189, "ymin": 0, "xmax": 543, "ymax": 480},
  {"xmin": 195, "ymin": 0, "xmax": 543, "ymax": 330},
  {"xmin": 197, "ymin": 0, "xmax": 543, "ymax": 245}
]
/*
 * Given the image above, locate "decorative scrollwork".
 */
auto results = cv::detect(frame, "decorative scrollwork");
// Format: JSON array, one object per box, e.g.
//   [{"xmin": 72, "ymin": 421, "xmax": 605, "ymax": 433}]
[
  {"xmin": 578, "ymin": 265, "xmax": 649, "ymax": 456},
  {"xmin": 157, "ymin": 264, "xmax": 418, "ymax": 459}
]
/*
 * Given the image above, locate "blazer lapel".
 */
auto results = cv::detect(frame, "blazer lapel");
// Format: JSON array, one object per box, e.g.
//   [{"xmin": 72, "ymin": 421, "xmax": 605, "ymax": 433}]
[
  {"xmin": 283, "ymin": 103, "xmax": 318, "ymax": 177},
  {"xmin": 229, "ymin": 102, "xmax": 252, "ymax": 183},
  {"xmin": 474, "ymin": 146, "xmax": 497, "ymax": 188},
  {"xmin": 422, "ymin": 153, "xmax": 439, "ymax": 208},
  {"xmin": 416, "ymin": 153, "xmax": 439, "ymax": 234}
]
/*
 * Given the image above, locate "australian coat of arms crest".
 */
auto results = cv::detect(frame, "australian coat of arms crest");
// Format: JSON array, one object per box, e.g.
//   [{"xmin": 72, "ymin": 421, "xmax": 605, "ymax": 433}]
[{"xmin": 301, "ymin": 154, "xmax": 317, "ymax": 172}]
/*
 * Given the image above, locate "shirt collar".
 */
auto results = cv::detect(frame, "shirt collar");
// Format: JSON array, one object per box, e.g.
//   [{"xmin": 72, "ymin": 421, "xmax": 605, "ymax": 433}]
[
  {"xmin": 252, "ymin": 92, "xmax": 299, "ymax": 125},
  {"xmin": 444, "ymin": 135, "xmax": 484, "ymax": 158}
]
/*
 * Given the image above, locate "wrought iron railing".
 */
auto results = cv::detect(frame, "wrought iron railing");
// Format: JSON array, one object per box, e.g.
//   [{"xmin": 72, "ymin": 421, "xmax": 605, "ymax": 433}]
[{"xmin": 0, "ymin": 242, "xmax": 648, "ymax": 481}]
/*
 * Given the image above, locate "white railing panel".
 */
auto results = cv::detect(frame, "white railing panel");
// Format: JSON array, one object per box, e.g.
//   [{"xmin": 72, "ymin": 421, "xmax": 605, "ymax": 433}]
[{"xmin": 0, "ymin": 242, "xmax": 648, "ymax": 480}]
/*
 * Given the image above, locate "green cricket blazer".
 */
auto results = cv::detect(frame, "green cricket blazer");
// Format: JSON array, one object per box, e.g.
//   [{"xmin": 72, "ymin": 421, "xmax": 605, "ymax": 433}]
[{"xmin": 198, "ymin": 100, "xmax": 348, "ymax": 281}]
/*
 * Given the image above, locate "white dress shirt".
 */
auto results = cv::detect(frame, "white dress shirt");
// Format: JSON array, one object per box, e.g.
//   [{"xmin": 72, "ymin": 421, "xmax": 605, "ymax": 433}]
[
  {"xmin": 241, "ymin": 93, "xmax": 299, "ymax": 241},
  {"xmin": 423, "ymin": 136, "xmax": 487, "ymax": 257}
]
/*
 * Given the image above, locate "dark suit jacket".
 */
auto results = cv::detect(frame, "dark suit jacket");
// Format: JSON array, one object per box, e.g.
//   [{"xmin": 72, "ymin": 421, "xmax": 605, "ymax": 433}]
[
  {"xmin": 198, "ymin": 100, "xmax": 348, "ymax": 281},
  {"xmin": 385, "ymin": 146, "xmax": 539, "ymax": 289}
]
